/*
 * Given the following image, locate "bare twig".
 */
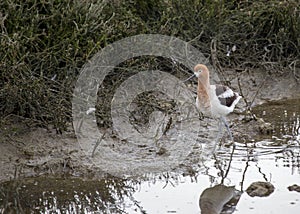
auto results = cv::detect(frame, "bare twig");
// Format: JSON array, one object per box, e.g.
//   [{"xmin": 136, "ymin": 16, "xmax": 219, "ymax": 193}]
[
  {"xmin": 249, "ymin": 74, "xmax": 268, "ymax": 108},
  {"xmin": 92, "ymin": 131, "xmax": 106, "ymax": 157}
]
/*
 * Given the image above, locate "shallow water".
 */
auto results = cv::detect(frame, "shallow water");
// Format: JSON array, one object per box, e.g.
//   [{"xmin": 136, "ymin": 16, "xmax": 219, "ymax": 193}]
[{"xmin": 0, "ymin": 99, "xmax": 299, "ymax": 213}]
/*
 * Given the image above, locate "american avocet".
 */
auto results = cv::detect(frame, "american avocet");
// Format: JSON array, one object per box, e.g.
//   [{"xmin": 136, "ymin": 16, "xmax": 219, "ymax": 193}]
[{"xmin": 193, "ymin": 64, "xmax": 241, "ymax": 142}]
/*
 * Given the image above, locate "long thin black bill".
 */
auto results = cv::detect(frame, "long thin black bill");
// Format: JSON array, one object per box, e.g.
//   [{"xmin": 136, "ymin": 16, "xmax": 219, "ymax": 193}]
[{"xmin": 182, "ymin": 74, "xmax": 195, "ymax": 83}]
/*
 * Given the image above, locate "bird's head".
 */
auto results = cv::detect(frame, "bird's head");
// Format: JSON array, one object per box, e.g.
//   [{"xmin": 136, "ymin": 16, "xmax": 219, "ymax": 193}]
[{"xmin": 193, "ymin": 64, "xmax": 209, "ymax": 79}]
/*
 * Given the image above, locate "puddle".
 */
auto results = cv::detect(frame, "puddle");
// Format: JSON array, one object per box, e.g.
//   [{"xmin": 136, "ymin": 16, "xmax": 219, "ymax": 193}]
[{"xmin": 0, "ymin": 99, "xmax": 299, "ymax": 213}]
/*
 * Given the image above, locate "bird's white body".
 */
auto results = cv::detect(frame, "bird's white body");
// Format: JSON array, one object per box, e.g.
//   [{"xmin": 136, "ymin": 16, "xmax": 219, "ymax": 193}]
[{"xmin": 196, "ymin": 84, "xmax": 241, "ymax": 118}]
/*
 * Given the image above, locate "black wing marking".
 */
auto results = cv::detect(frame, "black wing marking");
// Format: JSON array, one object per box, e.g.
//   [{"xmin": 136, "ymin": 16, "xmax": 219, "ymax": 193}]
[
  {"xmin": 215, "ymin": 84, "xmax": 239, "ymax": 107},
  {"xmin": 215, "ymin": 85, "xmax": 229, "ymax": 96}
]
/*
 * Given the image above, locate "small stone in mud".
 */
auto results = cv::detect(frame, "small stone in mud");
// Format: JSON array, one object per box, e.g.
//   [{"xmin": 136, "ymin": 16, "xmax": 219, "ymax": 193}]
[
  {"xmin": 246, "ymin": 181, "xmax": 275, "ymax": 197},
  {"xmin": 257, "ymin": 118, "xmax": 273, "ymax": 134},
  {"xmin": 288, "ymin": 184, "xmax": 300, "ymax": 192},
  {"xmin": 242, "ymin": 110, "xmax": 257, "ymax": 122},
  {"xmin": 156, "ymin": 147, "xmax": 167, "ymax": 156}
]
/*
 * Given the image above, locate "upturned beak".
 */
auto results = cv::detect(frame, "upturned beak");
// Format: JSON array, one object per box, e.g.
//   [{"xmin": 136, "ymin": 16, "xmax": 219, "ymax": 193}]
[{"xmin": 182, "ymin": 74, "xmax": 196, "ymax": 82}]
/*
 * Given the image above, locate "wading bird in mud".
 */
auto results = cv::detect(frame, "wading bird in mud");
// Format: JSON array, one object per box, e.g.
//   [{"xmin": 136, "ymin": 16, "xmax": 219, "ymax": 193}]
[{"xmin": 191, "ymin": 64, "xmax": 241, "ymax": 148}]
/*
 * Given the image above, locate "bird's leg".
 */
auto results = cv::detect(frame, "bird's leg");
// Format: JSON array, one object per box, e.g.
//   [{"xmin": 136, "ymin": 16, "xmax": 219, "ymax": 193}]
[
  {"xmin": 216, "ymin": 118, "xmax": 223, "ymax": 140},
  {"xmin": 221, "ymin": 116, "xmax": 233, "ymax": 141},
  {"xmin": 211, "ymin": 119, "xmax": 223, "ymax": 152}
]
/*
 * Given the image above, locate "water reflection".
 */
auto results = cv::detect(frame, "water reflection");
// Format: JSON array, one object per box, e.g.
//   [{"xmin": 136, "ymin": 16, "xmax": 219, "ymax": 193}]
[
  {"xmin": 253, "ymin": 98, "xmax": 300, "ymax": 140},
  {"xmin": 199, "ymin": 184, "xmax": 240, "ymax": 214},
  {"xmin": 1, "ymin": 151, "xmax": 300, "ymax": 214},
  {"xmin": 0, "ymin": 99, "xmax": 299, "ymax": 213},
  {"xmin": 0, "ymin": 176, "xmax": 143, "ymax": 213}
]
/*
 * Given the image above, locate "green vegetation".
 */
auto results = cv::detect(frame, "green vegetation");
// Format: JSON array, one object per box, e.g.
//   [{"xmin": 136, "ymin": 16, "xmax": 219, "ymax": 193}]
[{"xmin": 1, "ymin": 0, "xmax": 299, "ymax": 131}]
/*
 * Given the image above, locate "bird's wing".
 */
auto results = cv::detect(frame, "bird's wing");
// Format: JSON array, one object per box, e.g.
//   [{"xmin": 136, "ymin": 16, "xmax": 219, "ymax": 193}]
[{"xmin": 215, "ymin": 84, "xmax": 239, "ymax": 107}]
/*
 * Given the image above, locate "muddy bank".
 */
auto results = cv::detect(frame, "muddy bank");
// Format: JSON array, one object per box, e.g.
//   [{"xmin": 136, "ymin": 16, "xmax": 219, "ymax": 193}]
[{"xmin": 0, "ymin": 70, "xmax": 299, "ymax": 182}]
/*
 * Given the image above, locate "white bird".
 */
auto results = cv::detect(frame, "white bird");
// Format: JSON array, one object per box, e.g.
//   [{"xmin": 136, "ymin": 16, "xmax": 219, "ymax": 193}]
[{"xmin": 193, "ymin": 64, "xmax": 241, "ymax": 142}]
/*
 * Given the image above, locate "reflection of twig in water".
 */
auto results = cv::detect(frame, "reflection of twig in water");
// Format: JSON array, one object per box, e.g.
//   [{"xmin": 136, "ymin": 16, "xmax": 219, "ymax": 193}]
[
  {"xmin": 213, "ymin": 155, "xmax": 224, "ymax": 181},
  {"xmin": 223, "ymin": 145, "xmax": 235, "ymax": 181},
  {"xmin": 240, "ymin": 155, "xmax": 250, "ymax": 192},
  {"xmin": 162, "ymin": 172, "xmax": 176, "ymax": 188},
  {"xmin": 213, "ymin": 145, "xmax": 236, "ymax": 184},
  {"xmin": 239, "ymin": 143, "xmax": 274, "ymax": 191},
  {"xmin": 256, "ymin": 162, "xmax": 270, "ymax": 182},
  {"xmin": 128, "ymin": 195, "xmax": 147, "ymax": 214}
]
